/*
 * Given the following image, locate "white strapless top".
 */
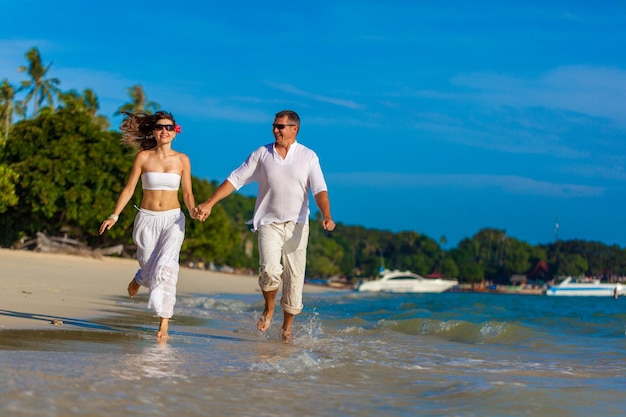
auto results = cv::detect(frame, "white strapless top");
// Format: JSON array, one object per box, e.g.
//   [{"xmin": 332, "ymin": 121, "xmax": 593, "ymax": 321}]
[{"xmin": 141, "ymin": 172, "xmax": 181, "ymax": 191}]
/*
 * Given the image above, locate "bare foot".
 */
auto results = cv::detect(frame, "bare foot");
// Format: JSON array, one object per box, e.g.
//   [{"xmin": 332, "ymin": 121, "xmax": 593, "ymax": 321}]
[
  {"xmin": 281, "ymin": 327, "xmax": 292, "ymax": 344},
  {"xmin": 157, "ymin": 317, "xmax": 170, "ymax": 340},
  {"xmin": 127, "ymin": 278, "xmax": 140, "ymax": 298},
  {"xmin": 257, "ymin": 289, "xmax": 278, "ymax": 332},
  {"xmin": 257, "ymin": 313, "xmax": 272, "ymax": 332},
  {"xmin": 281, "ymin": 312, "xmax": 295, "ymax": 344}
]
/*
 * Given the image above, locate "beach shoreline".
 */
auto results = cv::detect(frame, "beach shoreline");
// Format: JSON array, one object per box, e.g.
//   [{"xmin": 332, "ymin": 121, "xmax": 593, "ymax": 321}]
[{"xmin": 0, "ymin": 248, "xmax": 330, "ymax": 330}]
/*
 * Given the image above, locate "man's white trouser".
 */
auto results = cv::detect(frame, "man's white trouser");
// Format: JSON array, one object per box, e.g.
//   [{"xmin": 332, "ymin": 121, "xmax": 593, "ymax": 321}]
[{"xmin": 257, "ymin": 222, "xmax": 309, "ymax": 315}]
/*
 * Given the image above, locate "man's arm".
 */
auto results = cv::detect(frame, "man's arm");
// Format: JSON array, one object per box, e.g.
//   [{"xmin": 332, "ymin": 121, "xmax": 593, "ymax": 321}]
[
  {"xmin": 313, "ymin": 190, "xmax": 336, "ymax": 232},
  {"xmin": 196, "ymin": 180, "xmax": 236, "ymax": 221}
]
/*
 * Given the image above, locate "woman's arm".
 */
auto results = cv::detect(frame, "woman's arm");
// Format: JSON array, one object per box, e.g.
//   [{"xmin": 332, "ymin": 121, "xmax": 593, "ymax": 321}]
[
  {"xmin": 99, "ymin": 152, "xmax": 144, "ymax": 234},
  {"xmin": 180, "ymin": 153, "xmax": 197, "ymax": 218}
]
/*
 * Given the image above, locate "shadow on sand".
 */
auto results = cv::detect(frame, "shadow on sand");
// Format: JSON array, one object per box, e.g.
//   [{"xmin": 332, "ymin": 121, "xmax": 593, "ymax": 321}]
[{"xmin": 0, "ymin": 306, "xmax": 257, "ymax": 351}]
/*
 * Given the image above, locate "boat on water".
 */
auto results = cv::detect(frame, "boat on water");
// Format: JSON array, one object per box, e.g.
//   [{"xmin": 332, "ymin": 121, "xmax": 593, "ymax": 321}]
[
  {"xmin": 355, "ymin": 269, "xmax": 458, "ymax": 293},
  {"xmin": 545, "ymin": 276, "xmax": 624, "ymax": 297}
]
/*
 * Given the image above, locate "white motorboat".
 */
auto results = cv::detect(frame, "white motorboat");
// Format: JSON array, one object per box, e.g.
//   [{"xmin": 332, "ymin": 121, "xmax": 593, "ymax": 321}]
[
  {"xmin": 545, "ymin": 276, "xmax": 624, "ymax": 297},
  {"xmin": 355, "ymin": 269, "xmax": 458, "ymax": 293}
]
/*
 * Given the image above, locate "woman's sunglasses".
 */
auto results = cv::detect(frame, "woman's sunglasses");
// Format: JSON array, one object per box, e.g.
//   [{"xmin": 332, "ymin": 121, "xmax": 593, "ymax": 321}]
[{"xmin": 154, "ymin": 124, "xmax": 175, "ymax": 132}]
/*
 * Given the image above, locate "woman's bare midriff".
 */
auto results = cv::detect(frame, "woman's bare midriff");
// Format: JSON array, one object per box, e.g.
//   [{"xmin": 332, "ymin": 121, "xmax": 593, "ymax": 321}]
[{"xmin": 140, "ymin": 190, "xmax": 181, "ymax": 211}]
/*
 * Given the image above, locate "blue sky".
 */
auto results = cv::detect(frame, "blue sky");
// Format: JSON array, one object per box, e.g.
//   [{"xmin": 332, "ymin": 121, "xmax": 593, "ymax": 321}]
[{"xmin": 2, "ymin": 1, "xmax": 625, "ymax": 248}]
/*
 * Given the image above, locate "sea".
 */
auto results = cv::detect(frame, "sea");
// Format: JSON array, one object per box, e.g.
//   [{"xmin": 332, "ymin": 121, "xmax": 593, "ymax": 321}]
[{"xmin": 1, "ymin": 289, "xmax": 625, "ymax": 417}]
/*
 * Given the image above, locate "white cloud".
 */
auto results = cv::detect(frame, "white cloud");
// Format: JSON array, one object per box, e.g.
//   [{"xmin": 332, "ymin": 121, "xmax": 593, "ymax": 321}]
[
  {"xmin": 410, "ymin": 114, "xmax": 589, "ymax": 159},
  {"xmin": 328, "ymin": 172, "xmax": 604, "ymax": 198},
  {"xmin": 264, "ymin": 81, "xmax": 365, "ymax": 110},
  {"xmin": 451, "ymin": 66, "xmax": 626, "ymax": 125}
]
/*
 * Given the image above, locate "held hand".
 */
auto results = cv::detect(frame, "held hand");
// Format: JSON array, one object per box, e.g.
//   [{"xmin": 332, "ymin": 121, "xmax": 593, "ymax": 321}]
[
  {"xmin": 322, "ymin": 217, "xmax": 336, "ymax": 232},
  {"xmin": 196, "ymin": 203, "xmax": 213, "ymax": 222}
]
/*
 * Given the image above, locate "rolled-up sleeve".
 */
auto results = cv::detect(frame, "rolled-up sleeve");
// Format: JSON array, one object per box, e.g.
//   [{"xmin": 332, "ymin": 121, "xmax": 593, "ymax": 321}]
[
  {"xmin": 227, "ymin": 147, "xmax": 262, "ymax": 190},
  {"xmin": 309, "ymin": 155, "xmax": 328, "ymax": 196}
]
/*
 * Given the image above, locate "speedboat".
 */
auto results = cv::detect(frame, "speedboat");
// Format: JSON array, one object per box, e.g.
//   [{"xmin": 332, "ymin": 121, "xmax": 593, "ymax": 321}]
[
  {"xmin": 545, "ymin": 276, "xmax": 624, "ymax": 297},
  {"xmin": 355, "ymin": 269, "xmax": 458, "ymax": 293}
]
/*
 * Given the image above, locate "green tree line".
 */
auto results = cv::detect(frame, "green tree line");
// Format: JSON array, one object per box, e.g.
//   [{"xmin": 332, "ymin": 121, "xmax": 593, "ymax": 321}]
[{"xmin": 2, "ymin": 47, "xmax": 625, "ymax": 284}]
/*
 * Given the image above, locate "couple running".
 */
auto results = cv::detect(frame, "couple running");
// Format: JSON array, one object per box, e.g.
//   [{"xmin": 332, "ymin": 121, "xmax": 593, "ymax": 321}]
[{"xmin": 99, "ymin": 110, "xmax": 335, "ymax": 342}]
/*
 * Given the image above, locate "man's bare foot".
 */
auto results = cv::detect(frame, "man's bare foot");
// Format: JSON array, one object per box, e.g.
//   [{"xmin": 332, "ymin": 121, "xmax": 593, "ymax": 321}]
[
  {"xmin": 257, "ymin": 313, "xmax": 272, "ymax": 332},
  {"xmin": 127, "ymin": 279, "xmax": 140, "ymax": 298},
  {"xmin": 157, "ymin": 317, "xmax": 169, "ymax": 340},
  {"xmin": 281, "ymin": 327, "xmax": 292, "ymax": 344},
  {"xmin": 257, "ymin": 289, "xmax": 278, "ymax": 332},
  {"xmin": 281, "ymin": 312, "xmax": 295, "ymax": 344}
]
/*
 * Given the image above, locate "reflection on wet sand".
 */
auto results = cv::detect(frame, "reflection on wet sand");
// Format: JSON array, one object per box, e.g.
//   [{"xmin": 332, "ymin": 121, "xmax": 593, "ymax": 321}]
[{"xmin": 115, "ymin": 342, "xmax": 186, "ymax": 380}]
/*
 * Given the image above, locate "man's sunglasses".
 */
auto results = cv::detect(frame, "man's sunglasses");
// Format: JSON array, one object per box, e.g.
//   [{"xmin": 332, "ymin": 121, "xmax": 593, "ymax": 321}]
[{"xmin": 272, "ymin": 124, "xmax": 296, "ymax": 130}]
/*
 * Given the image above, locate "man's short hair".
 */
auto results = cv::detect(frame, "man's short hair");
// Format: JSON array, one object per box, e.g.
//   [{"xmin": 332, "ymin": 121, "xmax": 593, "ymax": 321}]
[{"xmin": 275, "ymin": 110, "xmax": 300, "ymax": 126}]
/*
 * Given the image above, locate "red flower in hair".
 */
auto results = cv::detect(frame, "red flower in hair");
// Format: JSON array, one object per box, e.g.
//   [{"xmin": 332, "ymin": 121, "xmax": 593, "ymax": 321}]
[{"xmin": 175, "ymin": 124, "xmax": 182, "ymax": 133}]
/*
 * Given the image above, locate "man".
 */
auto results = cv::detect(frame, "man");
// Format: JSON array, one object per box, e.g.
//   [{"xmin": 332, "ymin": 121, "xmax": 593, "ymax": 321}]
[{"xmin": 196, "ymin": 110, "xmax": 335, "ymax": 343}]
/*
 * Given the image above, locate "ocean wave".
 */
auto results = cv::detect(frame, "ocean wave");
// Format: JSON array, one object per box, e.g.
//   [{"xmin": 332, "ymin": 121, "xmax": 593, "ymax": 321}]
[
  {"xmin": 249, "ymin": 351, "xmax": 330, "ymax": 374},
  {"xmin": 374, "ymin": 317, "xmax": 537, "ymax": 345}
]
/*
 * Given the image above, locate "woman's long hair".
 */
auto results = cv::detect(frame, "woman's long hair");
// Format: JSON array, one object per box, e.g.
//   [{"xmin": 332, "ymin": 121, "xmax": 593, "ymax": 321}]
[{"xmin": 119, "ymin": 111, "xmax": 176, "ymax": 150}]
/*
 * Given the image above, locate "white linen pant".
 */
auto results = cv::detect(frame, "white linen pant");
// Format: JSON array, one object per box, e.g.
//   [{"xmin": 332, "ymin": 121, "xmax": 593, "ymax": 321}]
[
  {"xmin": 257, "ymin": 222, "xmax": 309, "ymax": 315},
  {"xmin": 132, "ymin": 208, "xmax": 185, "ymax": 319}
]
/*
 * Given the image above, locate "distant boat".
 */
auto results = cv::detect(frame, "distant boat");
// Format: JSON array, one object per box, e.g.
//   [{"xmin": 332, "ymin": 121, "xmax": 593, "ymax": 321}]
[
  {"xmin": 545, "ymin": 276, "xmax": 624, "ymax": 297},
  {"xmin": 355, "ymin": 269, "xmax": 458, "ymax": 293}
]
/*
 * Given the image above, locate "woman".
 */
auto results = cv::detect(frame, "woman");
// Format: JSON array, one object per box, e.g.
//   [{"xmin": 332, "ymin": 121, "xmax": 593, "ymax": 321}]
[{"xmin": 99, "ymin": 110, "xmax": 197, "ymax": 339}]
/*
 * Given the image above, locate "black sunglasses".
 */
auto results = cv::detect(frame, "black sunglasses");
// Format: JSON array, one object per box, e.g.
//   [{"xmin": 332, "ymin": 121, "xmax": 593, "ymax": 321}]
[
  {"xmin": 272, "ymin": 124, "xmax": 296, "ymax": 130},
  {"xmin": 154, "ymin": 124, "xmax": 175, "ymax": 132}
]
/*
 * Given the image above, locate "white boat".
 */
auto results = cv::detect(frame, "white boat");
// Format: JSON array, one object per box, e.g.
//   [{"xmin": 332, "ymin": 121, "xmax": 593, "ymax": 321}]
[
  {"xmin": 545, "ymin": 276, "xmax": 624, "ymax": 297},
  {"xmin": 355, "ymin": 269, "xmax": 458, "ymax": 293}
]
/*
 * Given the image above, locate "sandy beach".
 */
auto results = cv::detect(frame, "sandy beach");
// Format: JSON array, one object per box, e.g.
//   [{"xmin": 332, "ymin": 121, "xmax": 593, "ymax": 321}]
[{"xmin": 0, "ymin": 248, "xmax": 327, "ymax": 330}]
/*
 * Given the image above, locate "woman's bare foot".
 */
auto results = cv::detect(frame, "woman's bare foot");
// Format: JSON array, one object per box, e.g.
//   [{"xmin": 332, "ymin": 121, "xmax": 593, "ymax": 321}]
[
  {"xmin": 127, "ymin": 278, "xmax": 140, "ymax": 298},
  {"xmin": 157, "ymin": 317, "xmax": 170, "ymax": 340}
]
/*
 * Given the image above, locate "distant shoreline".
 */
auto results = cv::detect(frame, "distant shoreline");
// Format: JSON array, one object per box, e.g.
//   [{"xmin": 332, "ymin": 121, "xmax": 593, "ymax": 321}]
[{"xmin": 452, "ymin": 285, "xmax": 544, "ymax": 296}]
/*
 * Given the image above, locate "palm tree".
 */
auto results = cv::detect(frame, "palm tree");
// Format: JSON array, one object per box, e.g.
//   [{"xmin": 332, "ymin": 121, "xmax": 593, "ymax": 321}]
[
  {"xmin": 0, "ymin": 79, "xmax": 25, "ymax": 144},
  {"xmin": 83, "ymin": 88, "xmax": 110, "ymax": 130},
  {"xmin": 82, "ymin": 89, "xmax": 99, "ymax": 116},
  {"xmin": 58, "ymin": 88, "xmax": 110, "ymax": 130},
  {"xmin": 114, "ymin": 84, "xmax": 160, "ymax": 115},
  {"xmin": 17, "ymin": 47, "xmax": 61, "ymax": 117}
]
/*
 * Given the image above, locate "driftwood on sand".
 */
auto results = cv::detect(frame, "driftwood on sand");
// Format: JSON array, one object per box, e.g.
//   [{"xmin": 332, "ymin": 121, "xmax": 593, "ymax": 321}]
[{"xmin": 17, "ymin": 232, "xmax": 123, "ymax": 258}]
